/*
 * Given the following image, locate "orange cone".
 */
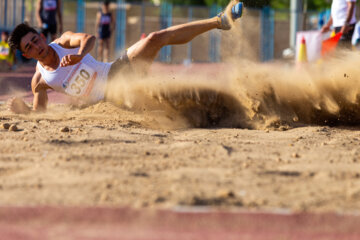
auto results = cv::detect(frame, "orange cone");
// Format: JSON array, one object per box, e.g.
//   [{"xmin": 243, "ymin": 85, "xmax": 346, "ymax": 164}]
[
  {"xmin": 297, "ymin": 36, "xmax": 308, "ymax": 64},
  {"xmin": 321, "ymin": 32, "xmax": 342, "ymax": 56}
]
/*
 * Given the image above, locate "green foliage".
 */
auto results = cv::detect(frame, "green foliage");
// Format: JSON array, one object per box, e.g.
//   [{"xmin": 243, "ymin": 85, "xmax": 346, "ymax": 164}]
[
  {"xmin": 204, "ymin": 0, "xmax": 230, "ymax": 7},
  {"xmin": 270, "ymin": 0, "xmax": 288, "ymax": 9},
  {"xmin": 307, "ymin": 0, "xmax": 331, "ymax": 10}
]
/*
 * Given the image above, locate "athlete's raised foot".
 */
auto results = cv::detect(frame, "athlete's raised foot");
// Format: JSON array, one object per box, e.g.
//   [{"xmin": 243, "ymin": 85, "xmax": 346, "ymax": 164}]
[{"xmin": 217, "ymin": 1, "xmax": 243, "ymax": 30}]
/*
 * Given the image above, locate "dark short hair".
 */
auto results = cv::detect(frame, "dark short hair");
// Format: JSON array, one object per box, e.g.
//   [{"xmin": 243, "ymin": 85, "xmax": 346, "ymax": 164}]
[
  {"xmin": 1, "ymin": 31, "xmax": 9, "ymax": 36},
  {"xmin": 8, "ymin": 23, "xmax": 38, "ymax": 51},
  {"xmin": 103, "ymin": 0, "xmax": 110, "ymax": 7}
]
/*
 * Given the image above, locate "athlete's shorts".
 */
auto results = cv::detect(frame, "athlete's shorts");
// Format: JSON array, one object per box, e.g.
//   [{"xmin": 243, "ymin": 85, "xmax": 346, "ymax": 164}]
[
  {"xmin": 107, "ymin": 51, "xmax": 132, "ymax": 81},
  {"xmin": 41, "ymin": 23, "xmax": 57, "ymax": 37},
  {"xmin": 99, "ymin": 30, "xmax": 111, "ymax": 40},
  {"xmin": 105, "ymin": 51, "xmax": 133, "ymax": 100}
]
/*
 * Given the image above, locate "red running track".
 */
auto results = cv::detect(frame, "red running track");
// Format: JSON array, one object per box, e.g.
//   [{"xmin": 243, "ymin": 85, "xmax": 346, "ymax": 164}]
[{"xmin": 1, "ymin": 207, "xmax": 360, "ymax": 240}]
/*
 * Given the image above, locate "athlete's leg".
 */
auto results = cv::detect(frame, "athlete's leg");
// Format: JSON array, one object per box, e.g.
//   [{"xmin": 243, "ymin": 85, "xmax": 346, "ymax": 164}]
[
  {"xmin": 127, "ymin": 0, "xmax": 242, "ymax": 73},
  {"xmin": 103, "ymin": 38, "xmax": 110, "ymax": 62},
  {"xmin": 50, "ymin": 24, "xmax": 58, "ymax": 42},
  {"xmin": 127, "ymin": 17, "xmax": 218, "ymax": 65},
  {"xmin": 98, "ymin": 39, "xmax": 104, "ymax": 62}
]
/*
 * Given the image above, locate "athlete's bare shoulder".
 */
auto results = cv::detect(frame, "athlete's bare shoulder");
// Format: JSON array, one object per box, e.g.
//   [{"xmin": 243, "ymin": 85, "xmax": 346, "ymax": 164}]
[
  {"xmin": 51, "ymin": 31, "xmax": 94, "ymax": 51},
  {"xmin": 53, "ymin": 31, "xmax": 76, "ymax": 48}
]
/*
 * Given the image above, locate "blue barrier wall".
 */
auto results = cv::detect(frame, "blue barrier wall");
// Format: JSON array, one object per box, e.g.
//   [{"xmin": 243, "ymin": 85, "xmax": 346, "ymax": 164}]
[
  {"xmin": 116, "ymin": 0, "xmax": 127, "ymax": 56},
  {"xmin": 209, "ymin": 4, "xmax": 222, "ymax": 62},
  {"xmin": 260, "ymin": 6, "xmax": 274, "ymax": 62},
  {"xmin": 160, "ymin": 2, "xmax": 173, "ymax": 63},
  {"xmin": 77, "ymin": 0, "xmax": 85, "ymax": 32},
  {"xmin": 185, "ymin": 6, "xmax": 193, "ymax": 64},
  {"xmin": 0, "ymin": 0, "xmax": 26, "ymax": 31}
]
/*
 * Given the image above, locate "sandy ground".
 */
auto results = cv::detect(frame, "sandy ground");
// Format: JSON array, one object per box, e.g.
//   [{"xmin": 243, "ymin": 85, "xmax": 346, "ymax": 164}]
[
  {"xmin": 1, "ymin": 100, "xmax": 360, "ymax": 213},
  {"xmin": 3, "ymin": 51, "xmax": 360, "ymax": 214}
]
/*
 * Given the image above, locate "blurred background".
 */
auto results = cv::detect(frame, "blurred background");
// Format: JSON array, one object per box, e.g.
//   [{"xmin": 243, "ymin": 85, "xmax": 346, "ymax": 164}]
[{"xmin": 0, "ymin": 0, "xmax": 356, "ymax": 65}]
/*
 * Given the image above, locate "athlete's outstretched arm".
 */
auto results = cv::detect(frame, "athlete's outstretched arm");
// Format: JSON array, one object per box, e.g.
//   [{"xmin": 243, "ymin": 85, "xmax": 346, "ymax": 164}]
[
  {"xmin": 55, "ymin": 31, "xmax": 96, "ymax": 67},
  {"xmin": 31, "ymin": 69, "xmax": 49, "ymax": 112},
  {"xmin": 8, "ymin": 68, "xmax": 50, "ymax": 114}
]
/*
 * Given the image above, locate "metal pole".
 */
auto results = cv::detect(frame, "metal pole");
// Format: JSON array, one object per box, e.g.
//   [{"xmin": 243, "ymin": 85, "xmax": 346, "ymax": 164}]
[
  {"xmin": 209, "ymin": 5, "xmax": 215, "ymax": 62},
  {"xmin": 215, "ymin": 4, "xmax": 222, "ymax": 62},
  {"xmin": 0, "ymin": 0, "xmax": 3, "ymax": 29},
  {"xmin": 302, "ymin": 0, "xmax": 308, "ymax": 31},
  {"xmin": 140, "ymin": 0, "xmax": 145, "ymax": 35},
  {"xmin": 21, "ymin": 0, "xmax": 25, "ymax": 23},
  {"xmin": 166, "ymin": 3, "xmax": 172, "ymax": 63},
  {"xmin": 160, "ymin": 2, "xmax": 165, "ymax": 62},
  {"xmin": 260, "ymin": 6, "xmax": 274, "ymax": 62},
  {"xmin": 290, "ymin": 0, "xmax": 302, "ymax": 48},
  {"xmin": 4, "ymin": 0, "xmax": 8, "ymax": 29},
  {"xmin": 30, "ymin": 0, "xmax": 34, "ymax": 26},
  {"xmin": 115, "ymin": 0, "xmax": 126, "ymax": 57},
  {"xmin": 160, "ymin": 2, "xmax": 172, "ymax": 63},
  {"xmin": 13, "ymin": 0, "xmax": 16, "ymax": 27},
  {"xmin": 186, "ymin": 6, "xmax": 193, "ymax": 64},
  {"xmin": 209, "ymin": 4, "xmax": 221, "ymax": 62},
  {"xmin": 0, "ymin": 0, "xmax": 1, "ymax": 28},
  {"xmin": 77, "ymin": 0, "xmax": 85, "ymax": 32}
]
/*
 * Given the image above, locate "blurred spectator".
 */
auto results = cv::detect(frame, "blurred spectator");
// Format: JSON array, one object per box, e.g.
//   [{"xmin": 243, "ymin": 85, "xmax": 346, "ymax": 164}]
[
  {"xmin": 95, "ymin": 0, "xmax": 115, "ymax": 62},
  {"xmin": 0, "ymin": 31, "xmax": 16, "ymax": 70},
  {"xmin": 321, "ymin": 0, "xmax": 357, "ymax": 49},
  {"xmin": 36, "ymin": 0, "xmax": 63, "ymax": 42}
]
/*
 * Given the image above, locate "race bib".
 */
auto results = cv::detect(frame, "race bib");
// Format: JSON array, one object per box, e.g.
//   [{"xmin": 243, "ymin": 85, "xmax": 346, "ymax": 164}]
[
  {"xmin": 62, "ymin": 62, "xmax": 97, "ymax": 97},
  {"xmin": 100, "ymin": 15, "xmax": 111, "ymax": 25},
  {"xmin": 0, "ymin": 46, "xmax": 9, "ymax": 57},
  {"xmin": 43, "ymin": 0, "xmax": 57, "ymax": 11}
]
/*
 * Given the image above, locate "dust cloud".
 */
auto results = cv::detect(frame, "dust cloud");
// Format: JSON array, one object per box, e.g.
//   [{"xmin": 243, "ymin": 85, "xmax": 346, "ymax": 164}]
[{"xmin": 105, "ymin": 51, "xmax": 360, "ymax": 130}]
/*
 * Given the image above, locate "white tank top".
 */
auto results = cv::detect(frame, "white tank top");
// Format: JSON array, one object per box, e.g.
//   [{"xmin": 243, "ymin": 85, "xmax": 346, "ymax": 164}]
[
  {"xmin": 37, "ymin": 42, "xmax": 111, "ymax": 103},
  {"xmin": 331, "ymin": 0, "xmax": 357, "ymax": 27}
]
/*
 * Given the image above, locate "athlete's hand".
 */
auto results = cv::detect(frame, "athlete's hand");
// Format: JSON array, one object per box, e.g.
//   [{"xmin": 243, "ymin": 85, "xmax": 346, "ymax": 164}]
[
  {"xmin": 60, "ymin": 54, "xmax": 83, "ymax": 67},
  {"xmin": 340, "ymin": 24, "xmax": 353, "ymax": 34},
  {"xmin": 7, "ymin": 97, "xmax": 31, "ymax": 114},
  {"xmin": 321, "ymin": 25, "xmax": 331, "ymax": 33}
]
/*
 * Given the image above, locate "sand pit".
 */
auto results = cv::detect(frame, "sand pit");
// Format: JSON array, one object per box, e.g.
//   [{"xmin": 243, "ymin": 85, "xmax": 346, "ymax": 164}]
[
  {"xmin": 1, "ymin": 100, "xmax": 360, "ymax": 212},
  {"xmin": 2, "ymin": 54, "xmax": 360, "ymax": 213}
]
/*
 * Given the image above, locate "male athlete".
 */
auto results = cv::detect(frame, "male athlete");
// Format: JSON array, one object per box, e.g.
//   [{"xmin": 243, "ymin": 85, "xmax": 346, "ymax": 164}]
[
  {"xmin": 36, "ymin": 0, "xmax": 63, "ymax": 41},
  {"xmin": 95, "ymin": 0, "xmax": 115, "ymax": 62},
  {"xmin": 7, "ymin": 0, "xmax": 243, "ymax": 114}
]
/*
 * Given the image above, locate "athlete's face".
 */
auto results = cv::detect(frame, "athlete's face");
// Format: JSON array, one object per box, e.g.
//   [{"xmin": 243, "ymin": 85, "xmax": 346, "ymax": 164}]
[
  {"xmin": 102, "ymin": 4, "xmax": 109, "ymax": 13},
  {"xmin": 1, "ymin": 32, "xmax": 8, "ymax": 42},
  {"xmin": 20, "ymin": 32, "xmax": 48, "ymax": 60}
]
